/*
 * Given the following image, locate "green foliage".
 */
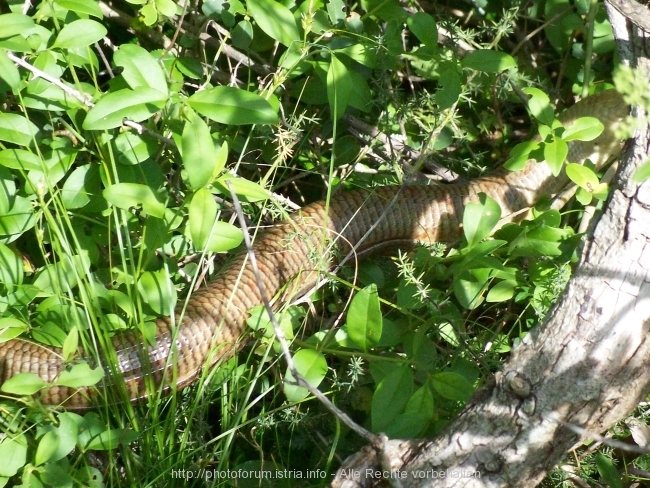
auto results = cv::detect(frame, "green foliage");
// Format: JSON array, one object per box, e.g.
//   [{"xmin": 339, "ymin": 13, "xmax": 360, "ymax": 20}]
[{"xmin": 0, "ymin": 0, "xmax": 632, "ymax": 486}]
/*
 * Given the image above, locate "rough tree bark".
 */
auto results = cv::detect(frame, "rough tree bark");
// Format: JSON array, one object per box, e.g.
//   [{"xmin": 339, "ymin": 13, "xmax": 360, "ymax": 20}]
[{"xmin": 330, "ymin": 2, "xmax": 650, "ymax": 487}]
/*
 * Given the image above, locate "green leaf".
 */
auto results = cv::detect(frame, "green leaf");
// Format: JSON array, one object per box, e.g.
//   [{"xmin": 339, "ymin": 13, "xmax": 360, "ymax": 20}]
[
  {"xmin": 188, "ymin": 86, "xmax": 278, "ymax": 125},
  {"xmin": 371, "ymin": 365, "xmax": 414, "ymax": 432},
  {"xmin": 247, "ymin": 0, "xmax": 300, "ymax": 47},
  {"xmin": 0, "ymin": 244, "xmax": 23, "ymax": 293},
  {"xmin": 406, "ymin": 12, "xmax": 437, "ymax": 49},
  {"xmin": 0, "ymin": 49, "xmax": 20, "ymax": 89},
  {"xmin": 113, "ymin": 132, "xmax": 160, "ymax": 165},
  {"xmin": 0, "ymin": 317, "xmax": 28, "ymax": 342},
  {"xmin": 137, "ymin": 269, "xmax": 177, "ymax": 315},
  {"xmin": 182, "ymin": 112, "xmax": 221, "ymax": 189},
  {"xmin": 55, "ymin": 362, "xmax": 103, "ymax": 388},
  {"xmin": 486, "ymin": 280, "xmax": 517, "ymax": 303},
  {"xmin": 215, "ymin": 175, "xmax": 270, "ymax": 202},
  {"xmin": 504, "ymin": 141, "xmax": 539, "ymax": 171},
  {"xmin": 345, "ymin": 284, "xmax": 382, "ymax": 352},
  {"xmin": 326, "ymin": 54, "xmax": 353, "ymax": 119},
  {"xmin": 1, "ymin": 372, "xmax": 48, "ymax": 395},
  {"xmin": 61, "ymin": 164, "xmax": 100, "ymax": 209},
  {"xmin": 453, "ymin": 268, "xmax": 489, "ymax": 309},
  {"xmin": 188, "ymin": 187, "xmax": 217, "ymax": 249},
  {"xmin": 0, "ymin": 14, "xmax": 34, "ymax": 39},
  {"xmin": 83, "ymin": 87, "xmax": 167, "ymax": 130},
  {"xmin": 114, "ymin": 44, "xmax": 168, "ymax": 93},
  {"xmin": 55, "ymin": 0, "xmax": 103, "ymax": 17},
  {"xmin": 283, "ymin": 349, "xmax": 328, "ymax": 402},
  {"xmin": 232, "ymin": 20, "xmax": 253, "ymax": 50},
  {"xmin": 566, "ymin": 163, "xmax": 599, "ymax": 191},
  {"xmin": 84, "ymin": 429, "xmax": 139, "ymax": 451},
  {"xmin": 463, "ymin": 193, "xmax": 501, "ymax": 248},
  {"xmin": 0, "ymin": 195, "xmax": 37, "ymax": 237},
  {"xmin": 188, "ymin": 188, "xmax": 243, "ymax": 252},
  {"xmin": 62, "ymin": 326, "xmax": 79, "ymax": 361},
  {"xmin": 0, "ymin": 149, "xmax": 42, "ymax": 171},
  {"xmin": 155, "ymin": 0, "xmax": 177, "ymax": 17},
  {"xmin": 0, "ymin": 433, "xmax": 27, "ymax": 477},
  {"xmin": 0, "ymin": 112, "xmax": 40, "ymax": 147},
  {"xmin": 596, "ymin": 454, "xmax": 623, "ymax": 488},
  {"xmin": 35, "ymin": 430, "xmax": 60, "ymax": 467},
  {"xmin": 435, "ymin": 63, "xmax": 461, "ymax": 110},
  {"xmin": 431, "ymin": 371, "xmax": 473, "ymax": 401},
  {"xmin": 543, "ymin": 138, "xmax": 569, "ymax": 176},
  {"xmin": 461, "ymin": 49, "xmax": 517, "ymax": 73},
  {"xmin": 103, "ymin": 182, "xmax": 166, "ymax": 218},
  {"xmin": 562, "ymin": 116, "xmax": 604, "ymax": 142},
  {"xmin": 53, "ymin": 19, "xmax": 107, "ymax": 49},
  {"xmin": 523, "ymin": 87, "xmax": 554, "ymax": 126}
]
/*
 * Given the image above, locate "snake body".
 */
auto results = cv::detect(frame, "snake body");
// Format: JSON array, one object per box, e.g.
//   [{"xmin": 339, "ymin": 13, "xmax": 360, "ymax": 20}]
[{"xmin": 0, "ymin": 90, "xmax": 627, "ymax": 409}]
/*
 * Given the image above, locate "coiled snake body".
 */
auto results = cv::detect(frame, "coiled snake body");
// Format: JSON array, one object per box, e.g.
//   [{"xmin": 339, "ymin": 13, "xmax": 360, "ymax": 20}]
[{"xmin": 0, "ymin": 90, "xmax": 628, "ymax": 409}]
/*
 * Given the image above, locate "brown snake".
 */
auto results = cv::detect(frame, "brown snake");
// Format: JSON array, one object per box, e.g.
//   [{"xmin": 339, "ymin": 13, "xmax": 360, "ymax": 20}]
[{"xmin": 0, "ymin": 90, "xmax": 628, "ymax": 409}]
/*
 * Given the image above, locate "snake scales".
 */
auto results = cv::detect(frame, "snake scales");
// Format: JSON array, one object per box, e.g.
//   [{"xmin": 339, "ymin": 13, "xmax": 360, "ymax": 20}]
[{"xmin": 0, "ymin": 90, "xmax": 628, "ymax": 409}]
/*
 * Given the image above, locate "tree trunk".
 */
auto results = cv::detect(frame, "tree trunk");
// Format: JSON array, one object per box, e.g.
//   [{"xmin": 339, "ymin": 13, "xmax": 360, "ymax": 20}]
[{"xmin": 331, "ymin": 3, "xmax": 650, "ymax": 487}]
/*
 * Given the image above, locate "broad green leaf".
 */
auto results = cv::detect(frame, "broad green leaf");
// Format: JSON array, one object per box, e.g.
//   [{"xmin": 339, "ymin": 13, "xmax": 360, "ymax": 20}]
[
  {"xmin": 189, "ymin": 189, "xmax": 243, "ymax": 252},
  {"xmin": 523, "ymin": 87, "xmax": 554, "ymax": 127},
  {"xmin": 596, "ymin": 454, "xmax": 623, "ymax": 488},
  {"xmin": 0, "ymin": 317, "xmax": 28, "ymax": 342},
  {"xmin": 562, "ymin": 116, "xmax": 604, "ymax": 142},
  {"xmin": 114, "ymin": 44, "xmax": 168, "ymax": 93},
  {"xmin": 55, "ymin": 0, "xmax": 103, "ymax": 17},
  {"xmin": 463, "ymin": 193, "xmax": 501, "ymax": 248},
  {"xmin": 247, "ymin": 0, "xmax": 300, "ymax": 47},
  {"xmin": 0, "ymin": 195, "xmax": 37, "ymax": 237},
  {"xmin": 346, "ymin": 284, "xmax": 382, "ymax": 352},
  {"xmin": 50, "ymin": 413, "xmax": 79, "ymax": 462},
  {"xmin": 486, "ymin": 279, "xmax": 517, "ymax": 303},
  {"xmin": 83, "ymin": 87, "xmax": 167, "ymax": 130},
  {"xmin": 0, "ymin": 14, "xmax": 34, "ymax": 39},
  {"xmin": 406, "ymin": 12, "xmax": 437, "ymax": 49},
  {"xmin": 566, "ymin": 163, "xmax": 599, "ymax": 191},
  {"xmin": 62, "ymin": 326, "xmax": 79, "ymax": 361},
  {"xmin": 371, "ymin": 365, "xmax": 414, "ymax": 432},
  {"xmin": 53, "ymin": 19, "xmax": 107, "ymax": 49},
  {"xmin": 55, "ymin": 362, "xmax": 103, "ymax": 388},
  {"xmin": 188, "ymin": 86, "xmax": 278, "ymax": 125},
  {"xmin": 61, "ymin": 164, "xmax": 100, "ymax": 209},
  {"xmin": 284, "ymin": 349, "xmax": 328, "ymax": 402},
  {"xmin": 232, "ymin": 19, "xmax": 253, "ymax": 50},
  {"xmin": 113, "ymin": 132, "xmax": 160, "ymax": 165},
  {"xmin": 1, "ymin": 372, "xmax": 47, "ymax": 395},
  {"xmin": 182, "ymin": 112, "xmax": 219, "ymax": 189},
  {"xmin": 137, "ymin": 269, "xmax": 177, "ymax": 315},
  {"xmin": 155, "ymin": 0, "xmax": 177, "ymax": 17},
  {"xmin": 0, "ymin": 112, "xmax": 40, "ymax": 147},
  {"xmin": 0, "ymin": 149, "xmax": 42, "ymax": 171},
  {"xmin": 84, "ymin": 428, "xmax": 139, "ymax": 451},
  {"xmin": 215, "ymin": 174, "xmax": 270, "ymax": 202},
  {"xmin": 0, "ymin": 243, "xmax": 22, "ymax": 291},
  {"xmin": 453, "ymin": 268, "xmax": 490, "ymax": 309},
  {"xmin": 504, "ymin": 141, "xmax": 539, "ymax": 171},
  {"xmin": 188, "ymin": 187, "xmax": 217, "ymax": 249},
  {"xmin": 32, "ymin": 255, "xmax": 89, "ymax": 297},
  {"xmin": 543, "ymin": 138, "xmax": 568, "ymax": 176},
  {"xmin": 431, "ymin": 371, "xmax": 473, "ymax": 402},
  {"xmin": 0, "ymin": 433, "xmax": 27, "ymax": 477},
  {"xmin": 0, "ymin": 49, "xmax": 20, "ymax": 89},
  {"xmin": 435, "ymin": 62, "xmax": 462, "ymax": 110},
  {"xmin": 23, "ymin": 83, "xmax": 85, "ymax": 111},
  {"xmin": 35, "ymin": 430, "xmax": 60, "ymax": 467},
  {"xmin": 509, "ymin": 226, "xmax": 573, "ymax": 258},
  {"xmin": 334, "ymin": 43, "xmax": 377, "ymax": 68},
  {"xmin": 361, "ymin": 0, "xmax": 407, "ymax": 22},
  {"xmin": 327, "ymin": 54, "xmax": 352, "ymax": 119},
  {"xmin": 461, "ymin": 49, "xmax": 517, "ymax": 73},
  {"xmin": 103, "ymin": 182, "xmax": 166, "ymax": 218}
]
